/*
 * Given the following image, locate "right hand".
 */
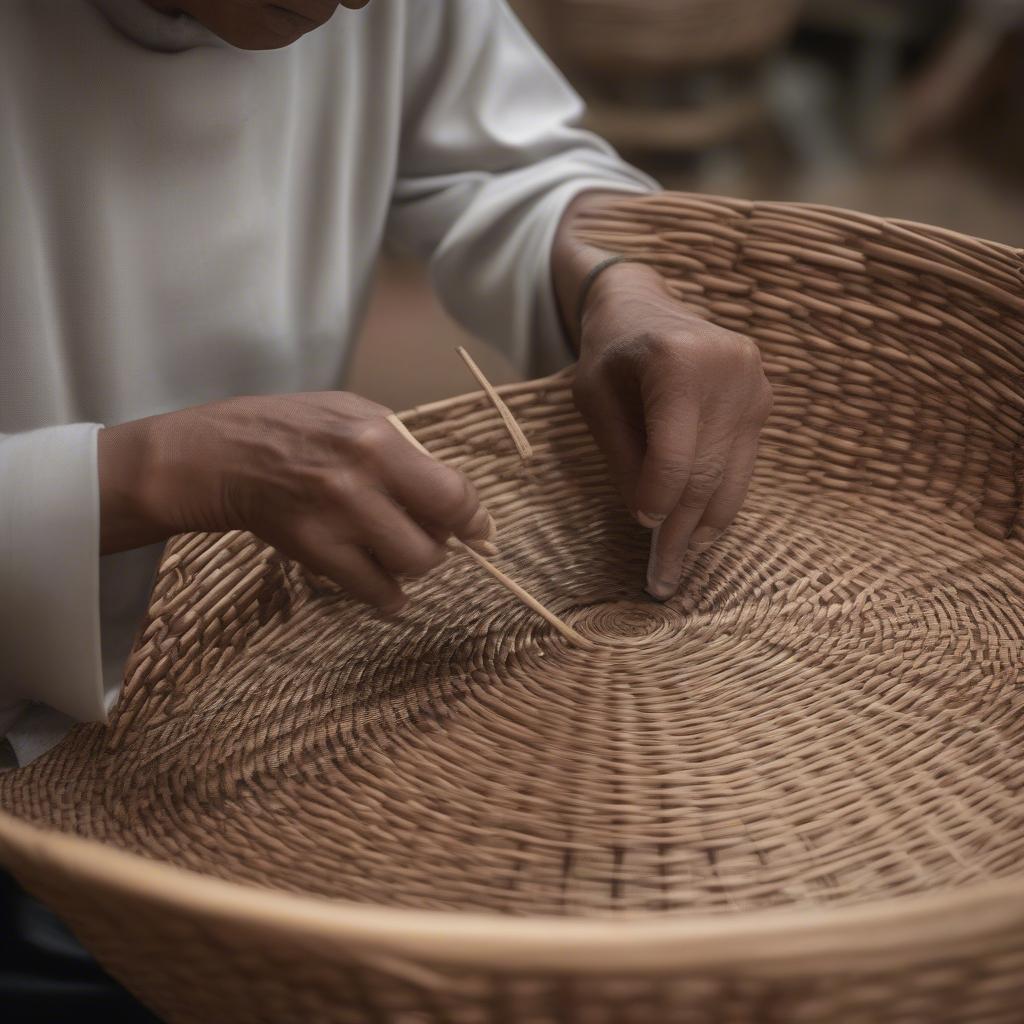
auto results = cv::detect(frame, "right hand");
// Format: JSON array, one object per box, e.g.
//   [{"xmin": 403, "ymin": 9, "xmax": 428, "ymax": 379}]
[{"xmin": 97, "ymin": 392, "xmax": 495, "ymax": 614}]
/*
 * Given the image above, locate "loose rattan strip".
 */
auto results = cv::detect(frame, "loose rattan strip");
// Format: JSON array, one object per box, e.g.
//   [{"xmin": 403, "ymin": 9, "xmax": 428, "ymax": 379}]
[
  {"xmin": 455, "ymin": 346, "xmax": 534, "ymax": 461},
  {"xmin": 1, "ymin": 193, "xmax": 1022, "ymax": 1023}
]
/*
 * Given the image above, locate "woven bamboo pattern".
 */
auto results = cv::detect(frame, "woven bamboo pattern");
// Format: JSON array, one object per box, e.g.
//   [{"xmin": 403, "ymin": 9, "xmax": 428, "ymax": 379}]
[
  {"xmin": 545, "ymin": 0, "xmax": 803, "ymax": 73},
  {"xmin": 1, "ymin": 192, "xmax": 1023, "ymax": 1022}
]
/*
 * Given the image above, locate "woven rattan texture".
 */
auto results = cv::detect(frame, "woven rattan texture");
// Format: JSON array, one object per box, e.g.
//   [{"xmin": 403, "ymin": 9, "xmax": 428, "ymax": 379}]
[{"xmin": 1, "ymin": 193, "xmax": 1023, "ymax": 1022}]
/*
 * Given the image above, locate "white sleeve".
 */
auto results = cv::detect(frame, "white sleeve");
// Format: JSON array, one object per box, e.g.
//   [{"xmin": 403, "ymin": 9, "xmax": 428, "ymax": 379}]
[
  {"xmin": 388, "ymin": 0, "xmax": 659, "ymax": 376},
  {"xmin": 0, "ymin": 424, "xmax": 106, "ymax": 740}
]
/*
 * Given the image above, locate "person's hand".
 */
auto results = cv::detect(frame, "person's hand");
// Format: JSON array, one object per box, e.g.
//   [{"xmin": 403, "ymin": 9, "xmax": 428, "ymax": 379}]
[
  {"xmin": 572, "ymin": 261, "xmax": 773, "ymax": 599},
  {"xmin": 97, "ymin": 392, "xmax": 495, "ymax": 614}
]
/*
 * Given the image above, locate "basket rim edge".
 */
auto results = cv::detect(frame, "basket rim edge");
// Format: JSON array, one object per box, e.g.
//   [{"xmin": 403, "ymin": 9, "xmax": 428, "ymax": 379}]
[{"xmin": 1, "ymin": 808, "xmax": 1021, "ymax": 975}]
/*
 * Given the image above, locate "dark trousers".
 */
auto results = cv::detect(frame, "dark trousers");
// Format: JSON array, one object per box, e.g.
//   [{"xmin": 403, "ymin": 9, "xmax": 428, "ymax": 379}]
[{"xmin": 0, "ymin": 870, "xmax": 159, "ymax": 1023}]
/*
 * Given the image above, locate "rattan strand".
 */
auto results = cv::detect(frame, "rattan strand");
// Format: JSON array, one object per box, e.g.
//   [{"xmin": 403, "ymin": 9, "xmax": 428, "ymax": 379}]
[
  {"xmin": 455, "ymin": 346, "xmax": 534, "ymax": 461},
  {"xmin": 0, "ymin": 192, "xmax": 1022, "ymax": 1022}
]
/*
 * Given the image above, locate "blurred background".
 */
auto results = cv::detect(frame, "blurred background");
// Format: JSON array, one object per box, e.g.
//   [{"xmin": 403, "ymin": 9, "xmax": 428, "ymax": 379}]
[{"xmin": 350, "ymin": 0, "xmax": 1024, "ymax": 409}]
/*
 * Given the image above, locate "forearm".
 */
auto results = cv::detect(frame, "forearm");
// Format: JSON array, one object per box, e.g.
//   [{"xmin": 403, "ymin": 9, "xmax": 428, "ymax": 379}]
[{"xmin": 98, "ymin": 418, "xmax": 170, "ymax": 555}]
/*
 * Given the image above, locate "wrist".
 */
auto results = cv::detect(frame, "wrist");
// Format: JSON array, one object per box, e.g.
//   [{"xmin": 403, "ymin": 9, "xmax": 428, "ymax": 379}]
[
  {"xmin": 583, "ymin": 257, "xmax": 665, "ymax": 312},
  {"xmin": 97, "ymin": 416, "xmax": 173, "ymax": 554},
  {"xmin": 579, "ymin": 260, "xmax": 669, "ymax": 348},
  {"xmin": 551, "ymin": 190, "xmax": 636, "ymax": 353}
]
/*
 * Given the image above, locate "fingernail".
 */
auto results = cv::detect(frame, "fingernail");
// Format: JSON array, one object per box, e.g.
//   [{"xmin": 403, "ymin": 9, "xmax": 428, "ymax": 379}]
[
  {"xmin": 378, "ymin": 597, "xmax": 408, "ymax": 620},
  {"xmin": 688, "ymin": 526, "xmax": 723, "ymax": 551},
  {"xmin": 467, "ymin": 507, "xmax": 498, "ymax": 543},
  {"xmin": 645, "ymin": 525, "xmax": 673, "ymax": 599},
  {"xmin": 637, "ymin": 510, "xmax": 666, "ymax": 529},
  {"xmin": 464, "ymin": 538, "xmax": 499, "ymax": 558},
  {"xmin": 645, "ymin": 578, "xmax": 677, "ymax": 601}
]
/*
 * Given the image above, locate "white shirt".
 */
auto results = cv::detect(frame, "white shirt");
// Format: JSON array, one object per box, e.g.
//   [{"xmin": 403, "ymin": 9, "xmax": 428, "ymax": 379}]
[{"xmin": 0, "ymin": 0, "xmax": 655, "ymax": 764}]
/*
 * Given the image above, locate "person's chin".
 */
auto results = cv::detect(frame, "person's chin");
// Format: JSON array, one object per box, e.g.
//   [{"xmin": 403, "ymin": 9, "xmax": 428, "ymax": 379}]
[{"xmin": 231, "ymin": 6, "xmax": 325, "ymax": 49}]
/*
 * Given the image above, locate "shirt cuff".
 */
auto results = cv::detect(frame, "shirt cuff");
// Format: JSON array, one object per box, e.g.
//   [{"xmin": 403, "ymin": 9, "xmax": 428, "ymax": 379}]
[{"xmin": 0, "ymin": 423, "xmax": 105, "ymax": 724}]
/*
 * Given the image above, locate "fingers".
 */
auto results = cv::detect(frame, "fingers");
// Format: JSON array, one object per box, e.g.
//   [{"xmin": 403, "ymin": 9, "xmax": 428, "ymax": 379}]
[
  {"xmin": 644, "ymin": 442, "xmax": 727, "ymax": 600},
  {"xmin": 342, "ymin": 486, "xmax": 449, "ymax": 578},
  {"xmin": 198, "ymin": 391, "xmax": 502, "ymax": 614},
  {"xmin": 283, "ymin": 525, "xmax": 408, "ymax": 614},
  {"xmin": 632, "ymin": 397, "xmax": 700, "ymax": 528},
  {"xmin": 311, "ymin": 438, "xmax": 490, "ymax": 608},
  {"xmin": 645, "ymin": 430, "xmax": 760, "ymax": 600},
  {"xmin": 381, "ymin": 432, "xmax": 495, "ymax": 550},
  {"xmin": 273, "ymin": 484, "xmax": 456, "ymax": 614},
  {"xmin": 573, "ymin": 377, "xmax": 645, "ymax": 510},
  {"xmin": 692, "ymin": 432, "xmax": 760, "ymax": 548}
]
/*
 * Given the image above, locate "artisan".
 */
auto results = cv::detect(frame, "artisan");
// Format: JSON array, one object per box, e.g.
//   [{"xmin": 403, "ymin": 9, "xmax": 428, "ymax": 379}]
[{"xmin": 1, "ymin": 0, "xmax": 771, "ymax": 767}]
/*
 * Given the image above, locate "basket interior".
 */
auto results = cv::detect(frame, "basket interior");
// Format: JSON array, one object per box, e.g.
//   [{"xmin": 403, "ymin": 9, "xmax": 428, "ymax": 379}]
[{"xmin": 2, "ymin": 195, "xmax": 1023, "ymax": 921}]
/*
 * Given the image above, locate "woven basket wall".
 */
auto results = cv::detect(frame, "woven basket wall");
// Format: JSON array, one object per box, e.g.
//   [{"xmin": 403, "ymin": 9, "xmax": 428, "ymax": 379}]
[
  {"xmin": 544, "ymin": 0, "xmax": 804, "ymax": 74},
  {"xmin": 1, "ymin": 193, "xmax": 1024, "ymax": 1023}
]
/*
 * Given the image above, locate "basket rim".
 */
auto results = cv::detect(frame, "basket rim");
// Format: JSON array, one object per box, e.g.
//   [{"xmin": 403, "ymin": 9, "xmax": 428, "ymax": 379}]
[{"xmin": 2, "ymin": 809, "xmax": 1022, "ymax": 975}]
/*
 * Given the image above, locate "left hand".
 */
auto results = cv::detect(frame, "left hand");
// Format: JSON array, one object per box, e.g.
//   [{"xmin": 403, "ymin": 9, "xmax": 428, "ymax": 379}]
[{"xmin": 572, "ymin": 260, "xmax": 773, "ymax": 599}]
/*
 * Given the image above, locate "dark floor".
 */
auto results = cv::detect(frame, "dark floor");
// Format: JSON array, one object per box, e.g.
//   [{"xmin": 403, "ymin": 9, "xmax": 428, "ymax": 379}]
[{"xmin": 0, "ymin": 871, "xmax": 159, "ymax": 1023}]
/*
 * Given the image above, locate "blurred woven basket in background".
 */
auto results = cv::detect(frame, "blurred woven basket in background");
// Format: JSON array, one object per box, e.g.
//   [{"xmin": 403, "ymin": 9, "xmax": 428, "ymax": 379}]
[
  {"xmin": 545, "ymin": 0, "xmax": 804, "ymax": 73},
  {"xmin": 538, "ymin": 0, "xmax": 803, "ymax": 151},
  {"xmin": 1, "ymin": 193, "xmax": 1023, "ymax": 1022}
]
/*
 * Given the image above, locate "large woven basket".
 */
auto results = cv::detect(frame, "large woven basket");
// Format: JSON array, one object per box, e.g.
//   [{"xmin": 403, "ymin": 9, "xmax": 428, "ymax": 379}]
[{"xmin": 1, "ymin": 193, "xmax": 1023, "ymax": 1023}]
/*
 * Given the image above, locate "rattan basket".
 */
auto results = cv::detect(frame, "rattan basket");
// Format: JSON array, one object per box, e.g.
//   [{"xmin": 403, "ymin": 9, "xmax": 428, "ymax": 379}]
[{"xmin": 1, "ymin": 193, "xmax": 1023, "ymax": 1023}]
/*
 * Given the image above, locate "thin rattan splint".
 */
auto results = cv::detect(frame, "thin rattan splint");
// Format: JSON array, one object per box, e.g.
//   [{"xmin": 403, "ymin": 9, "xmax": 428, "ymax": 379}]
[{"xmin": 1, "ymin": 193, "xmax": 1023, "ymax": 1023}]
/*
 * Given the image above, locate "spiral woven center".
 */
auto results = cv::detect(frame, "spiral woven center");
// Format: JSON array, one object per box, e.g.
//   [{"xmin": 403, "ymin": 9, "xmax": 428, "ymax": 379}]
[{"xmin": 570, "ymin": 599, "xmax": 679, "ymax": 646}]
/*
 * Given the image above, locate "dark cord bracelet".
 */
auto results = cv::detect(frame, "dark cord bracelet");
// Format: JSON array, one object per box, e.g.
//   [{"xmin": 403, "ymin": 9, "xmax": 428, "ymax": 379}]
[{"xmin": 574, "ymin": 254, "xmax": 643, "ymax": 338}]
